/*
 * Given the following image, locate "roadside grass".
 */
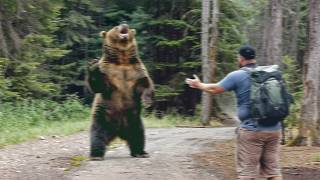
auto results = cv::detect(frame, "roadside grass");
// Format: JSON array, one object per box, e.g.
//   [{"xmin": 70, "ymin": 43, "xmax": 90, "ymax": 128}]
[
  {"xmin": 312, "ymin": 154, "xmax": 320, "ymax": 162},
  {"xmin": 69, "ymin": 155, "xmax": 87, "ymax": 168},
  {"xmin": 0, "ymin": 99, "xmax": 213, "ymax": 148},
  {"xmin": 143, "ymin": 113, "xmax": 203, "ymax": 128},
  {"xmin": 0, "ymin": 97, "xmax": 91, "ymax": 148}
]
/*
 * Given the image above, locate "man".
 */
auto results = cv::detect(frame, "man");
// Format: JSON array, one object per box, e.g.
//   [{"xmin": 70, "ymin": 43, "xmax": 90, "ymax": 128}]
[{"xmin": 185, "ymin": 45, "xmax": 282, "ymax": 180}]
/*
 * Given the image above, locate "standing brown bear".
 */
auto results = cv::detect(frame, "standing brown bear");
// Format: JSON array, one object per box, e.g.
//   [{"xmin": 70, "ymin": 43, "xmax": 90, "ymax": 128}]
[{"xmin": 86, "ymin": 24, "xmax": 154, "ymax": 160}]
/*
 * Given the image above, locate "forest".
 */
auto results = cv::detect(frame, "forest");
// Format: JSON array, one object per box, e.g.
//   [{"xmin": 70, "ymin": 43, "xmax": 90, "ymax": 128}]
[
  {"xmin": 0, "ymin": 0, "xmax": 320, "ymax": 179},
  {"xmin": 0, "ymin": 0, "xmax": 319, "ymax": 145}
]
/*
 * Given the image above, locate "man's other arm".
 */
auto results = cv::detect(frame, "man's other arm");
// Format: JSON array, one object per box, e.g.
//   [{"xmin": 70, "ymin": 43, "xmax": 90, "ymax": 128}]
[{"xmin": 185, "ymin": 75, "xmax": 225, "ymax": 94}]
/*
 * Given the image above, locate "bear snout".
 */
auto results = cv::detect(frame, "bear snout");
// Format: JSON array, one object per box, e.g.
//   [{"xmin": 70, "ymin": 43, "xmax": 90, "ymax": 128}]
[
  {"xmin": 119, "ymin": 24, "xmax": 129, "ymax": 40},
  {"xmin": 119, "ymin": 24, "xmax": 129, "ymax": 34}
]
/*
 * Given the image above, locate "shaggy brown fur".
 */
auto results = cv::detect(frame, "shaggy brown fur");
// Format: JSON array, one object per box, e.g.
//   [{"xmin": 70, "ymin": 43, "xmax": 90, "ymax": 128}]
[{"xmin": 87, "ymin": 24, "xmax": 154, "ymax": 160}]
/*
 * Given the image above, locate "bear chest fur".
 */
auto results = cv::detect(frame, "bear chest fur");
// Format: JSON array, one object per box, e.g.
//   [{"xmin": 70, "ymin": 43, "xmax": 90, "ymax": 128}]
[{"xmin": 98, "ymin": 63, "xmax": 146, "ymax": 111}]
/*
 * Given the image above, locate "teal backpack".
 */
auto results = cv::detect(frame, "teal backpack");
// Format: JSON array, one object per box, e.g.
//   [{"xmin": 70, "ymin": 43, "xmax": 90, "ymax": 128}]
[{"xmin": 242, "ymin": 65, "xmax": 293, "ymax": 127}]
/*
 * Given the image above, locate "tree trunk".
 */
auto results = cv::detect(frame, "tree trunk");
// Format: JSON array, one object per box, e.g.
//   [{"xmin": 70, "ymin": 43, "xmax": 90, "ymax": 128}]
[
  {"xmin": 288, "ymin": 0, "xmax": 299, "ymax": 61},
  {"xmin": 16, "ymin": 0, "xmax": 25, "ymax": 19},
  {"xmin": 0, "ymin": 7, "xmax": 9, "ymax": 58},
  {"xmin": 201, "ymin": 0, "xmax": 219, "ymax": 125},
  {"xmin": 208, "ymin": 0, "xmax": 219, "ymax": 118},
  {"xmin": 267, "ymin": 0, "xmax": 283, "ymax": 65},
  {"xmin": 294, "ymin": 0, "xmax": 320, "ymax": 146},
  {"xmin": 6, "ymin": 20, "xmax": 21, "ymax": 52},
  {"xmin": 283, "ymin": 0, "xmax": 300, "ymax": 61},
  {"xmin": 201, "ymin": 0, "xmax": 211, "ymax": 125},
  {"xmin": 261, "ymin": 2, "xmax": 271, "ymax": 65}
]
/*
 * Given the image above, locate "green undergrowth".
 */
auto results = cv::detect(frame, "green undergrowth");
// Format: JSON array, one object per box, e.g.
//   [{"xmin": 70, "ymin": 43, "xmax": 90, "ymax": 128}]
[
  {"xmin": 0, "ymin": 97, "xmax": 91, "ymax": 148},
  {"xmin": 312, "ymin": 154, "xmax": 320, "ymax": 162},
  {"xmin": 0, "ymin": 99, "xmax": 209, "ymax": 148},
  {"xmin": 143, "ymin": 113, "xmax": 203, "ymax": 128}
]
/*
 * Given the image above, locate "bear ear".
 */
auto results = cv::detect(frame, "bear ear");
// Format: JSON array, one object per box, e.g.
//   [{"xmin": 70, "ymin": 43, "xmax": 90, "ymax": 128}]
[
  {"xmin": 131, "ymin": 29, "xmax": 136, "ymax": 35},
  {"xmin": 100, "ymin": 31, "xmax": 107, "ymax": 38}
]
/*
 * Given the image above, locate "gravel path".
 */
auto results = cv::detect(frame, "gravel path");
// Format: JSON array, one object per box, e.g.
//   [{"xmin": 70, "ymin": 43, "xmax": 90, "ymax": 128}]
[{"xmin": 0, "ymin": 127, "xmax": 235, "ymax": 180}]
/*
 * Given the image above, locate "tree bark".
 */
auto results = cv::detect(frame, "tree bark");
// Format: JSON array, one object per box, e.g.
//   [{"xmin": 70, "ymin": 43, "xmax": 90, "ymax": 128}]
[
  {"xmin": 16, "ymin": 0, "xmax": 25, "ymax": 19},
  {"xmin": 295, "ymin": 0, "xmax": 320, "ymax": 146},
  {"xmin": 201, "ymin": 0, "xmax": 211, "ymax": 125},
  {"xmin": 201, "ymin": 0, "xmax": 219, "ymax": 125},
  {"xmin": 6, "ymin": 20, "xmax": 21, "ymax": 52},
  {"xmin": 288, "ymin": 0, "xmax": 299, "ymax": 61},
  {"xmin": 283, "ymin": 0, "xmax": 300, "ymax": 61},
  {"xmin": 261, "ymin": 2, "xmax": 271, "ymax": 65},
  {"xmin": 208, "ymin": 0, "xmax": 219, "ymax": 118},
  {"xmin": 267, "ymin": 0, "xmax": 283, "ymax": 65},
  {"xmin": 0, "ymin": 8, "xmax": 9, "ymax": 58}
]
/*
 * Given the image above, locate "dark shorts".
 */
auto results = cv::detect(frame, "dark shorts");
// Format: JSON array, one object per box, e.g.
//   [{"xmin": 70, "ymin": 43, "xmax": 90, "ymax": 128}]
[{"xmin": 236, "ymin": 128, "xmax": 282, "ymax": 178}]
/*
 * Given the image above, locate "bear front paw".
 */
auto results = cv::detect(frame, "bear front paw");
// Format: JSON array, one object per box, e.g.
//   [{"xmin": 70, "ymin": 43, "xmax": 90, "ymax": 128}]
[{"xmin": 142, "ymin": 89, "xmax": 154, "ymax": 108}]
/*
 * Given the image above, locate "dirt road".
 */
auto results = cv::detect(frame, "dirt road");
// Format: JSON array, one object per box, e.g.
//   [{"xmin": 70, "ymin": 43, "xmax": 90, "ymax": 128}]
[{"xmin": 0, "ymin": 127, "xmax": 235, "ymax": 180}]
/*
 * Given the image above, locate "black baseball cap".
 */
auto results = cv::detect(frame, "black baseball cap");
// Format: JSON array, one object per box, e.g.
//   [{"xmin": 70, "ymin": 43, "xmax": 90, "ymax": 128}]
[{"xmin": 239, "ymin": 45, "xmax": 255, "ymax": 60}]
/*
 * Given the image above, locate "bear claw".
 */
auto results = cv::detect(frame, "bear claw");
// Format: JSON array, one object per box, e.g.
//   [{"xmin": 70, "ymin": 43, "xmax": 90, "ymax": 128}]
[
  {"xmin": 90, "ymin": 156, "xmax": 104, "ymax": 161},
  {"xmin": 131, "ymin": 152, "xmax": 150, "ymax": 158}
]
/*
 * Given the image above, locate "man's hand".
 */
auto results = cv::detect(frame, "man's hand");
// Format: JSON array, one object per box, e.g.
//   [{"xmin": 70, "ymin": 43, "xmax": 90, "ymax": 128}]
[
  {"xmin": 185, "ymin": 75, "xmax": 225, "ymax": 94},
  {"xmin": 185, "ymin": 75, "xmax": 202, "ymax": 89}
]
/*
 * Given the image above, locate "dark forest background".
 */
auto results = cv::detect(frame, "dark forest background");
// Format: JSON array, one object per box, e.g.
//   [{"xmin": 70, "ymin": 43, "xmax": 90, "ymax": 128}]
[
  {"xmin": 0, "ymin": 0, "xmax": 308, "ymax": 122},
  {"xmin": 0, "ymin": 0, "xmax": 305, "ymax": 116}
]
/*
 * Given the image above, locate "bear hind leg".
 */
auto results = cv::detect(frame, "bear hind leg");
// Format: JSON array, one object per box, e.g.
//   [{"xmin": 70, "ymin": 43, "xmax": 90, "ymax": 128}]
[
  {"xmin": 126, "ymin": 123, "xmax": 149, "ymax": 158},
  {"xmin": 90, "ymin": 124, "xmax": 115, "ymax": 160}
]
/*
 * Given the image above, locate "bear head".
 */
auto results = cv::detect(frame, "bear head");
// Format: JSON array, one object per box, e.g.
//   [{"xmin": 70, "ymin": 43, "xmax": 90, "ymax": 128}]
[{"xmin": 100, "ymin": 24, "xmax": 137, "ymax": 51}]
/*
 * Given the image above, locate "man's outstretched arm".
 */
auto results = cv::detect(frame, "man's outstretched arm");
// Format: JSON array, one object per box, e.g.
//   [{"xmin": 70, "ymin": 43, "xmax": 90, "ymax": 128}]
[{"xmin": 185, "ymin": 75, "xmax": 225, "ymax": 94}]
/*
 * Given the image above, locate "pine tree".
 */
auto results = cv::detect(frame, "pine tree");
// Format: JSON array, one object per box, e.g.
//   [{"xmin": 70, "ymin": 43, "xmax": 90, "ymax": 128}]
[{"xmin": 0, "ymin": 0, "xmax": 68, "ymax": 101}]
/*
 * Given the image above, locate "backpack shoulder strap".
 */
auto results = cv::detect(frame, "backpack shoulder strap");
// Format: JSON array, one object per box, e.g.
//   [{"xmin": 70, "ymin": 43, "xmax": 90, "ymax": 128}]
[{"xmin": 240, "ymin": 66, "xmax": 255, "ymax": 76}]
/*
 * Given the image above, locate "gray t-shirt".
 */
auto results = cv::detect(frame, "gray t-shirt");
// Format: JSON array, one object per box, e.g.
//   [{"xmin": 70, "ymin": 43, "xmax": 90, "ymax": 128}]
[{"xmin": 218, "ymin": 64, "xmax": 281, "ymax": 131}]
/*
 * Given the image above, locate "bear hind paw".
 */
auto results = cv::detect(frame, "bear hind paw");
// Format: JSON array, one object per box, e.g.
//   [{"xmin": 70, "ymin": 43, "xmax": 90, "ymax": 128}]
[
  {"xmin": 89, "ymin": 156, "xmax": 105, "ymax": 161},
  {"xmin": 131, "ymin": 151, "xmax": 150, "ymax": 158}
]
